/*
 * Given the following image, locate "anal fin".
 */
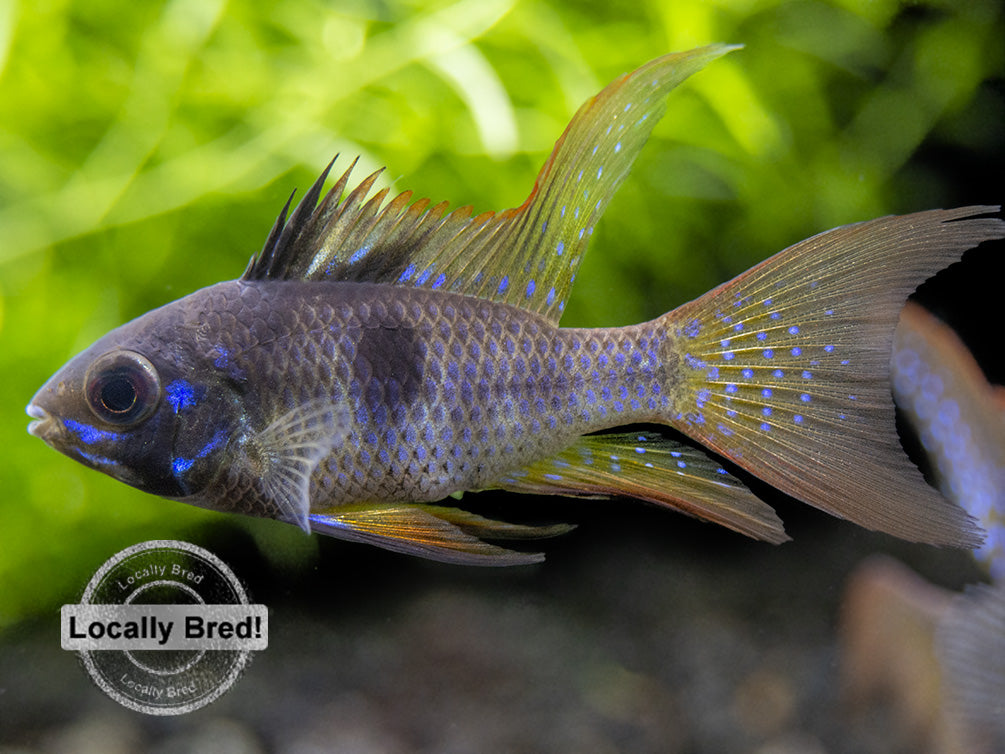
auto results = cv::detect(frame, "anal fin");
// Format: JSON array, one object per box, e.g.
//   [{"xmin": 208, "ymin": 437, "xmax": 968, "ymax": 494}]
[{"xmin": 494, "ymin": 431, "xmax": 788, "ymax": 543}]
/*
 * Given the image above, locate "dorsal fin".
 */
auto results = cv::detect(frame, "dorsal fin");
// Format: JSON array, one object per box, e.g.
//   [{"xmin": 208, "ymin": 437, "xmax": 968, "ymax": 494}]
[{"xmin": 242, "ymin": 45, "xmax": 739, "ymax": 323}]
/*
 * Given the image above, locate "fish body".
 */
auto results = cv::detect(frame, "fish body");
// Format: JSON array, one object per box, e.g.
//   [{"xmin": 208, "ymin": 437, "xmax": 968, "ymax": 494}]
[
  {"xmin": 893, "ymin": 302, "xmax": 1005, "ymax": 579},
  {"xmin": 27, "ymin": 45, "xmax": 1005, "ymax": 564}
]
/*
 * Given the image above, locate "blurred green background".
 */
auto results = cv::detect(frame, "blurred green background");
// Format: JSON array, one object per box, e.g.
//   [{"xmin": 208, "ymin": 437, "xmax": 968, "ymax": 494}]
[{"xmin": 0, "ymin": 0, "xmax": 1002, "ymax": 627}]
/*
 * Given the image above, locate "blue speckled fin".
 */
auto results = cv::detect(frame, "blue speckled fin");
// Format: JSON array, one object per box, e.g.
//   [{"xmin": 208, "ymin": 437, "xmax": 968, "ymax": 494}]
[
  {"xmin": 251, "ymin": 400, "xmax": 351, "ymax": 533},
  {"xmin": 308, "ymin": 503, "xmax": 574, "ymax": 566},
  {"xmin": 493, "ymin": 431, "xmax": 787, "ymax": 543},
  {"xmin": 662, "ymin": 207, "xmax": 1005, "ymax": 547},
  {"xmin": 243, "ymin": 45, "xmax": 738, "ymax": 323}
]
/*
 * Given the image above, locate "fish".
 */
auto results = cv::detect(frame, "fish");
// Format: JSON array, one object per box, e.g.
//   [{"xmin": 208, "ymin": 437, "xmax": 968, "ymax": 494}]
[
  {"xmin": 891, "ymin": 302, "xmax": 1005, "ymax": 746},
  {"xmin": 840, "ymin": 305, "xmax": 1005, "ymax": 751},
  {"xmin": 26, "ymin": 44, "xmax": 1005, "ymax": 565},
  {"xmin": 892, "ymin": 302, "xmax": 1005, "ymax": 579}
]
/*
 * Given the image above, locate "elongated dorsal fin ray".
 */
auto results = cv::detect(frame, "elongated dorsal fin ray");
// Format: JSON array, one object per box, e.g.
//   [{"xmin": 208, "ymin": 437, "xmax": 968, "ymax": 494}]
[
  {"xmin": 308, "ymin": 503, "xmax": 572, "ymax": 566},
  {"xmin": 242, "ymin": 45, "xmax": 739, "ymax": 322},
  {"xmin": 493, "ymin": 431, "xmax": 788, "ymax": 543},
  {"xmin": 664, "ymin": 206, "xmax": 1005, "ymax": 547}
]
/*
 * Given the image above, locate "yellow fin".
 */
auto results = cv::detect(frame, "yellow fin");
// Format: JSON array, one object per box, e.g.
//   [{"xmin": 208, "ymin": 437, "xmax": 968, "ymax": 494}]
[
  {"xmin": 494, "ymin": 431, "xmax": 787, "ymax": 543},
  {"xmin": 308, "ymin": 503, "xmax": 572, "ymax": 566}
]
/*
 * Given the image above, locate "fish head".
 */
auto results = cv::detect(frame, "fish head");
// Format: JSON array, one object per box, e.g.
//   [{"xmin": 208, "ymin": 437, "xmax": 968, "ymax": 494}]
[{"xmin": 26, "ymin": 294, "xmax": 245, "ymax": 502}]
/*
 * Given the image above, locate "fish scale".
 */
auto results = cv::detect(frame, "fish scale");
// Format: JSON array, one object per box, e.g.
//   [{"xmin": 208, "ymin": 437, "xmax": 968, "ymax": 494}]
[
  {"xmin": 193, "ymin": 281, "xmax": 671, "ymax": 514},
  {"xmin": 26, "ymin": 45, "xmax": 1005, "ymax": 564}
]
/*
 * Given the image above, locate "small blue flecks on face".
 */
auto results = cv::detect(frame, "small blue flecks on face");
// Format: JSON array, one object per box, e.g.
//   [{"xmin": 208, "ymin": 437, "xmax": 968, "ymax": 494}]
[
  {"xmin": 63, "ymin": 418, "xmax": 121, "ymax": 445},
  {"xmin": 165, "ymin": 380, "xmax": 199, "ymax": 412}
]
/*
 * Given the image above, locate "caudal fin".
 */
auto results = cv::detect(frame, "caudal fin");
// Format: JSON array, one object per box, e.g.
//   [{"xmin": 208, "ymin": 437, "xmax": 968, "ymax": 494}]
[{"xmin": 660, "ymin": 206, "xmax": 1004, "ymax": 547}]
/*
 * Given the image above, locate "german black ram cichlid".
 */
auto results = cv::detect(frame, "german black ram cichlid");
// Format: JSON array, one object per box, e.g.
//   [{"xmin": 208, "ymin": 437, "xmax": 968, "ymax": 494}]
[{"xmin": 27, "ymin": 45, "xmax": 1005, "ymax": 564}]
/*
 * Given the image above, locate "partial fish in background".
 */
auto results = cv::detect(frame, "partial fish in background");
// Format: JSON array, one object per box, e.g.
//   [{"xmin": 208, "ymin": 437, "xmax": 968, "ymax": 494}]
[
  {"xmin": 841, "ymin": 304, "xmax": 1004, "ymax": 752},
  {"xmin": 25, "ymin": 45, "xmax": 1005, "ymax": 564},
  {"xmin": 892, "ymin": 302, "xmax": 1005, "ymax": 750}
]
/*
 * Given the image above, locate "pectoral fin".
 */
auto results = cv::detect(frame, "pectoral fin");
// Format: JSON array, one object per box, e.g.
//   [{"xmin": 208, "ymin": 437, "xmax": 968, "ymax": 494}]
[
  {"xmin": 309, "ymin": 503, "xmax": 573, "ymax": 566},
  {"xmin": 250, "ymin": 399, "xmax": 350, "ymax": 533}
]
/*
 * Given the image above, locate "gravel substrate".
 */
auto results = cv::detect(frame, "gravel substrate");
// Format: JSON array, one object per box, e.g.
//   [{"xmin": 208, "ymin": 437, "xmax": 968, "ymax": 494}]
[{"xmin": 0, "ymin": 499, "xmax": 983, "ymax": 753}]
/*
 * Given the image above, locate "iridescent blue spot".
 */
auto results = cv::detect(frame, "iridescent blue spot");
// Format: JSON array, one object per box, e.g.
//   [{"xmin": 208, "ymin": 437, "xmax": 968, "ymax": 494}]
[
  {"xmin": 725, "ymin": 384, "xmax": 738, "ymax": 395},
  {"xmin": 166, "ymin": 380, "xmax": 198, "ymax": 412},
  {"xmin": 416, "ymin": 268, "xmax": 433, "ymax": 285},
  {"xmin": 676, "ymin": 461, "xmax": 687, "ymax": 469},
  {"xmin": 733, "ymin": 322, "xmax": 744, "ymax": 331},
  {"xmin": 722, "ymin": 351, "xmax": 735, "ymax": 361},
  {"xmin": 684, "ymin": 319, "xmax": 701, "ymax": 338},
  {"xmin": 824, "ymin": 345, "xmax": 835, "ymax": 353},
  {"xmin": 635, "ymin": 447, "xmax": 646, "ymax": 454},
  {"xmin": 764, "ymin": 298, "xmax": 773, "ymax": 306},
  {"xmin": 727, "ymin": 409, "xmax": 737, "ymax": 417},
  {"xmin": 788, "ymin": 326, "xmax": 800, "ymax": 335},
  {"xmin": 720, "ymin": 339, "xmax": 731, "ymax": 348},
  {"xmin": 718, "ymin": 424, "xmax": 733, "ymax": 437},
  {"xmin": 757, "ymin": 332, "xmax": 767, "ymax": 341},
  {"xmin": 546, "ymin": 287, "xmax": 555, "ymax": 306},
  {"xmin": 825, "ymin": 309, "xmax": 834, "ymax": 316},
  {"xmin": 172, "ymin": 457, "xmax": 194, "ymax": 475},
  {"xmin": 762, "ymin": 407, "xmax": 772, "ymax": 416},
  {"xmin": 742, "ymin": 368, "xmax": 754, "ymax": 379},
  {"xmin": 697, "ymin": 388, "xmax": 711, "ymax": 403},
  {"xmin": 773, "ymin": 369, "xmax": 784, "ymax": 378},
  {"xmin": 848, "ymin": 394, "xmax": 857, "ymax": 401},
  {"xmin": 802, "ymin": 371, "xmax": 813, "ymax": 379},
  {"xmin": 762, "ymin": 388, "xmax": 772, "ymax": 398},
  {"xmin": 800, "ymin": 393, "xmax": 811, "ymax": 402},
  {"xmin": 525, "ymin": 280, "xmax": 536, "ymax": 298},
  {"xmin": 432, "ymin": 273, "xmax": 446, "ymax": 289},
  {"xmin": 348, "ymin": 245, "xmax": 370, "ymax": 265},
  {"xmin": 63, "ymin": 419, "xmax": 118, "ymax": 445},
  {"xmin": 597, "ymin": 166, "xmax": 603, "ymax": 179},
  {"xmin": 498, "ymin": 276, "xmax": 509, "ymax": 294},
  {"xmin": 556, "ymin": 240, "xmax": 565, "ymax": 256},
  {"xmin": 760, "ymin": 422, "xmax": 771, "ymax": 432},
  {"xmin": 794, "ymin": 415, "xmax": 804, "ymax": 424},
  {"xmin": 790, "ymin": 347, "xmax": 802, "ymax": 356},
  {"xmin": 762, "ymin": 349, "xmax": 774, "ymax": 359},
  {"xmin": 770, "ymin": 312, "xmax": 781, "ymax": 320},
  {"xmin": 544, "ymin": 473, "xmax": 562, "ymax": 481},
  {"xmin": 624, "ymin": 103, "xmax": 632, "ymax": 112},
  {"xmin": 615, "ymin": 141, "xmax": 622, "ymax": 153}
]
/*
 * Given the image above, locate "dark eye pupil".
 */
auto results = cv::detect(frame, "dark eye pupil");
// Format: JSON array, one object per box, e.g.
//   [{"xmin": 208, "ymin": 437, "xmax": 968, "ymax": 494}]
[{"xmin": 100, "ymin": 376, "xmax": 137, "ymax": 413}]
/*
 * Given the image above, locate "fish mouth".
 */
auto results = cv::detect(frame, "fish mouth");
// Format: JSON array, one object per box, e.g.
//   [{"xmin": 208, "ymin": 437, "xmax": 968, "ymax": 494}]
[{"xmin": 26, "ymin": 403, "xmax": 59, "ymax": 443}]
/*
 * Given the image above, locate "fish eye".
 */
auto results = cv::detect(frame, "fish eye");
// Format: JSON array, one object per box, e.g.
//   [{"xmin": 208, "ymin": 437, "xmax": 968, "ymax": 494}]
[{"xmin": 84, "ymin": 350, "xmax": 162, "ymax": 426}]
